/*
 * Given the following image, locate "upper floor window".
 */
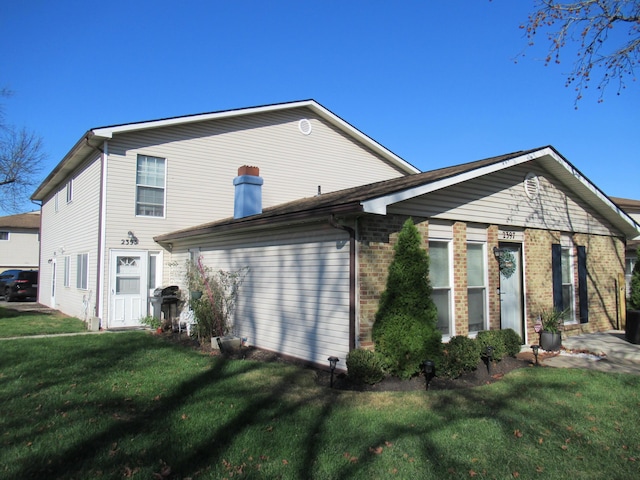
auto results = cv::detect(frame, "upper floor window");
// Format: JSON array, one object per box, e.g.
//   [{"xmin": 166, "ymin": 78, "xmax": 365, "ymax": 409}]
[
  {"xmin": 0, "ymin": 231, "xmax": 8, "ymax": 241},
  {"xmin": 136, "ymin": 155, "xmax": 166, "ymax": 217},
  {"xmin": 66, "ymin": 179, "xmax": 73, "ymax": 203}
]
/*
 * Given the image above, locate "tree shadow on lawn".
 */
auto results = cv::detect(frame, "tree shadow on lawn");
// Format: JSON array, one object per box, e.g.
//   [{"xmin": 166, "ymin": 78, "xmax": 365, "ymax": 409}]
[{"xmin": 10, "ymin": 334, "xmax": 640, "ymax": 479}]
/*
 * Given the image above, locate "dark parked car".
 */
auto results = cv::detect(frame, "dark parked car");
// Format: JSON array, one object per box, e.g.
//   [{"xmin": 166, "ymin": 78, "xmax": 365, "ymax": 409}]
[{"xmin": 2, "ymin": 270, "xmax": 38, "ymax": 301}]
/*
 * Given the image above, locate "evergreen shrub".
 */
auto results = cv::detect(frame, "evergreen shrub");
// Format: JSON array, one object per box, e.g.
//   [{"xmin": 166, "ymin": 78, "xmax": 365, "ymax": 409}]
[
  {"xmin": 630, "ymin": 247, "xmax": 640, "ymax": 310},
  {"xmin": 440, "ymin": 335, "xmax": 480, "ymax": 378},
  {"xmin": 346, "ymin": 349, "xmax": 387, "ymax": 385},
  {"xmin": 500, "ymin": 328, "xmax": 524, "ymax": 357},
  {"xmin": 476, "ymin": 330, "xmax": 506, "ymax": 361},
  {"xmin": 372, "ymin": 218, "xmax": 442, "ymax": 379}
]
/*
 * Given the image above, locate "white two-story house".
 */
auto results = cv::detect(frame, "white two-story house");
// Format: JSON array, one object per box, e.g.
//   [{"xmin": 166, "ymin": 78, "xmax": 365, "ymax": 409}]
[{"xmin": 31, "ymin": 100, "xmax": 418, "ymax": 327}]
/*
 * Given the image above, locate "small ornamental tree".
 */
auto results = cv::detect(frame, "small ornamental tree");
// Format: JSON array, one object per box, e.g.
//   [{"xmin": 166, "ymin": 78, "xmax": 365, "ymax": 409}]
[
  {"xmin": 630, "ymin": 247, "xmax": 640, "ymax": 311},
  {"xmin": 372, "ymin": 218, "xmax": 442, "ymax": 379}
]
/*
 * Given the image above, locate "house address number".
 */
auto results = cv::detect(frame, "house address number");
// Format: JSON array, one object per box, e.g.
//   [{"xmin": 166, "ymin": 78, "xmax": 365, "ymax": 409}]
[
  {"xmin": 502, "ymin": 231, "xmax": 516, "ymax": 240},
  {"xmin": 121, "ymin": 238, "xmax": 139, "ymax": 245}
]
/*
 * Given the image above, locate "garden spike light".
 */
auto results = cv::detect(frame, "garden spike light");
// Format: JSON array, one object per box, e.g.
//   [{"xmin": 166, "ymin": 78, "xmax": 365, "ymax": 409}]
[
  {"xmin": 328, "ymin": 356, "xmax": 339, "ymax": 388},
  {"xmin": 423, "ymin": 359, "xmax": 435, "ymax": 390}
]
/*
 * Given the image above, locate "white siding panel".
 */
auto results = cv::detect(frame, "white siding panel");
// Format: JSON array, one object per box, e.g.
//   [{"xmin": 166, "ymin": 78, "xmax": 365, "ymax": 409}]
[
  {"xmin": 39, "ymin": 155, "xmax": 102, "ymax": 319},
  {"xmin": 181, "ymin": 227, "xmax": 350, "ymax": 367},
  {"xmin": 0, "ymin": 229, "xmax": 39, "ymax": 269},
  {"xmin": 391, "ymin": 163, "xmax": 618, "ymax": 235}
]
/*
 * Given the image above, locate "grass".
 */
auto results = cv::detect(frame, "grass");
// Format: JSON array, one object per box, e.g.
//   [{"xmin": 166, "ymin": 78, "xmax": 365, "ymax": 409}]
[
  {"xmin": 0, "ymin": 306, "xmax": 86, "ymax": 337},
  {"xmin": 1, "ymin": 332, "xmax": 640, "ymax": 479}
]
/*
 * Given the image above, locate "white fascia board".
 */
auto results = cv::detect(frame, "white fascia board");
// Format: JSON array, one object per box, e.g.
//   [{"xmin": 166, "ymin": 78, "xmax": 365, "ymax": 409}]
[
  {"xmin": 361, "ymin": 148, "xmax": 550, "ymax": 215},
  {"xmin": 546, "ymin": 148, "xmax": 640, "ymax": 237},
  {"xmin": 91, "ymin": 100, "xmax": 420, "ymax": 175},
  {"xmin": 90, "ymin": 101, "xmax": 315, "ymax": 137}
]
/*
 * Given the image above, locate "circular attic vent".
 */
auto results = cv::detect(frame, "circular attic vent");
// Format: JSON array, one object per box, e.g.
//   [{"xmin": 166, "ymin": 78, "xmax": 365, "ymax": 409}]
[
  {"xmin": 524, "ymin": 172, "xmax": 540, "ymax": 199},
  {"xmin": 298, "ymin": 118, "xmax": 312, "ymax": 135}
]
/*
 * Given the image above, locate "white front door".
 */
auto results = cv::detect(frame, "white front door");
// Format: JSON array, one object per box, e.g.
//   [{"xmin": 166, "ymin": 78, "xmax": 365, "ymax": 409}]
[
  {"xmin": 499, "ymin": 243, "xmax": 524, "ymax": 342},
  {"xmin": 110, "ymin": 251, "xmax": 148, "ymax": 328}
]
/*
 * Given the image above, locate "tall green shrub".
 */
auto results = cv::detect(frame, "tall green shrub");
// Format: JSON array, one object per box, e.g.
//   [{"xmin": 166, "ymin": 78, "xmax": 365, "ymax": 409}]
[
  {"xmin": 630, "ymin": 247, "xmax": 640, "ymax": 310},
  {"xmin": 372, "ymin": 218, "xmax": 442, "ymax": 378}
]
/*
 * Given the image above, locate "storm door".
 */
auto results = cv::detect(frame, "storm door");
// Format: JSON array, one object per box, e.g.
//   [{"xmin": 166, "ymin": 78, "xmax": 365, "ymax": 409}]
[{"xmin": 109, "ymin": 251, "xmax": 148, "ymax": 328}]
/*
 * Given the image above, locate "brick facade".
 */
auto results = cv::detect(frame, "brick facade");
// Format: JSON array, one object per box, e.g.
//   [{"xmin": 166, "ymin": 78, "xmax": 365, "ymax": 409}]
[{"xmin": 357, "ymin": 214, "xmax": 625, "ymax": 348}]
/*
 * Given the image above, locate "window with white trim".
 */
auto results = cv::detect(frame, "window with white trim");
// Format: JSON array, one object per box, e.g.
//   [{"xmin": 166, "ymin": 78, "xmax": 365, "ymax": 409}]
[
  {"xmin": 467, "ymin": 242, "xmax": 487, "ymax": 333},
  {"xmin": 77, "ymin": 253, "xmax": 88, "ymax": 290},
  {"xmin": 136, "ymin": 155, "xmax": 166, "ymax": 217},
  {"xmin": 0, "ymin": 231, "xmax": 8, "ymax": 241},
  {"xmin": 63, "ymin": 256, "xmax": 71, "ymax": 287},
  {"xmin": 66, "ymin": 179, "xmax": 73, "ymax": 203},
  {"xmin": 429, "ymin": 240, "xmax": 452, "ymax": 337}
]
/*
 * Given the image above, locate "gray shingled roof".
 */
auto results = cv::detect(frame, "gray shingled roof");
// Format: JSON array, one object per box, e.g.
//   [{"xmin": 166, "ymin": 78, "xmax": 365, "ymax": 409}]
[
  {"xmin": 0, "ymin": 212, "xmax": 40, "ymax": 229},
  {"xmin": 155, "ymin": 148, "xmax": 535, "ymax": 243}
]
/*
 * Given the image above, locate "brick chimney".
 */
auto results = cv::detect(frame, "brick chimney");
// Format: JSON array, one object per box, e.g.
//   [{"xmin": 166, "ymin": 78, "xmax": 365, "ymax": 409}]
[{"xmin": 233, "ymin": 165, "xmax": 263, "ymax": 219}]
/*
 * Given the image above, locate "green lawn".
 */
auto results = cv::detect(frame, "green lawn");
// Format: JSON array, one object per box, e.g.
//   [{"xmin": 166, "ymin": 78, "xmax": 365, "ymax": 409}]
[
  {"xmin": 0, "ymin": 306, "xmax": 86, "ymax": 337},
  {"xmin": 1, "ymin": 332, "xmax": 639, "ymax": 479}
]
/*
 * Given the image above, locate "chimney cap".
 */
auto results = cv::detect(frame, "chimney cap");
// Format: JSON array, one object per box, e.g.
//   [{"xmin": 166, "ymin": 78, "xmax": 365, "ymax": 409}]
[{"xmin": 238, "ymin": 165, "xmax": 260, "ymax": 176}]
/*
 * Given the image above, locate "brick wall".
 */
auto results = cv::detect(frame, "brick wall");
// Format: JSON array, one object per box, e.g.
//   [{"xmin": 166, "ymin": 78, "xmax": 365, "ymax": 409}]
[{"xmin": 357, "ymin": 214, "xmax": 625, "ymax": 348}]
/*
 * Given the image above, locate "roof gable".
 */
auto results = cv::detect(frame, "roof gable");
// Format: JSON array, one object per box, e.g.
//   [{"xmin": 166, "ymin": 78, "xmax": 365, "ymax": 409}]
[
  {"xmin": 31, "ymin": 100, "xmax": 419, "ymax": 201},
  {"xmin": 155, "ymin": 146, "xmax": 640, "ymax": 243}
]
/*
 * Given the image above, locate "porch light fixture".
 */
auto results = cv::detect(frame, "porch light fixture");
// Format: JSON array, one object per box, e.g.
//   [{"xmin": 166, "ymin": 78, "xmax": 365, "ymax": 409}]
[
  {"xmin": 484, "ymin": 345, "xmax": 494, "ymax": 374},
  {"xmin": 423, "ymin": 359, "xmax": 436, "ymax": 390},
  {"xmin": 531, "ymin": 344, "xmax": 540, "ymax": 366},
  {"xmin": 493, "ymin": 247, "xmax": 502, "ymax": 260},
  {"xmin": 328, "ymin": 356, "xmax": 339, "ymax": 388}
]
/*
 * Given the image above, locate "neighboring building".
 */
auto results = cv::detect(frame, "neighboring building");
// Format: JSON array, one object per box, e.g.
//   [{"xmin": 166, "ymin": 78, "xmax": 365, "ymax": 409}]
[
  {"xmin": 30, "ymin": 100, "xmax": 418, "ymax": 326},
  {"xmin": 611, "ymin": 197, "xmax": 640, "ymax": 297},
  {"xmin": 0, "ymin": 211, "xmax": 40, "ymax": 272},
  {"xmin": 156, "ymin": 146, "xmax": 639, "ymax": 369}
]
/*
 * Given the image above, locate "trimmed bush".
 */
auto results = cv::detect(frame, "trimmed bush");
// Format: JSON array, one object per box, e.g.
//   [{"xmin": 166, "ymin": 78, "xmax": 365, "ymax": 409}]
[
  {"xmin": 476, "ymin": 330, "xmax": 506, "ymax": 361},
  {"xmin": 440, "ymin": 335, "xmax": 481, "ymax": 379},
  {"xmin": 501, "ymin": 328, "xmax": 523, "ymax": 357},
  {"xmin": 346, "ymin": 349, "xmax": 387, "ymax": 385},
  {"xmin": 375, "ymin": 313, "xmax": 442, "ymax": 379},
  {"xmin": 630, "ymin": 246, "xmax": 640, "ymax": 310}
]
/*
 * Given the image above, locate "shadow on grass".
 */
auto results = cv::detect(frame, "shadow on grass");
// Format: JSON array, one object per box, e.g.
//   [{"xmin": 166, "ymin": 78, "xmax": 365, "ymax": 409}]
[{"xmin": 5, "ymin": 334, "xmax": 640, "ymax": 479}]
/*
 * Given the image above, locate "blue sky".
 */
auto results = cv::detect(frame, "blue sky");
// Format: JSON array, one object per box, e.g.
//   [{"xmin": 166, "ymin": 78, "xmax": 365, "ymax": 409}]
[{"xmin": 1, "ymin": 0, "xmax": 638, "ymax": 214}]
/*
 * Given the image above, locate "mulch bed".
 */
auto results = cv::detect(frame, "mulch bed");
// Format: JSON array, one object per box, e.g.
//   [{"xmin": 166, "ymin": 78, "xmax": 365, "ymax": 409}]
[{"xmin": 162, "ymin": 332, "xmax": 558, "ymax": 391}]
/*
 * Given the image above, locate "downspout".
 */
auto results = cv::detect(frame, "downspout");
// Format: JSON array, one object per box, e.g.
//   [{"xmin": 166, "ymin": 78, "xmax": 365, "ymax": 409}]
[
  {"xmin": 329, "ymin": 215, "xmax": 356, "ymax": 351},
  {"xmin": 96, "ymin": 140, "xmax": 108, "ymax": 328}
]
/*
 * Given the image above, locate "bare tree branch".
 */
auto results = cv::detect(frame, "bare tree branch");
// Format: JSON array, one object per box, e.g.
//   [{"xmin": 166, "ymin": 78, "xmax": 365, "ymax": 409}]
[
  {"xmin": 0, "ymin": 88, "xmax": 46, "ymax": 213},
  {"xmin": 522, "ymin": 0, "xmax": 640, "ymax": 105}
]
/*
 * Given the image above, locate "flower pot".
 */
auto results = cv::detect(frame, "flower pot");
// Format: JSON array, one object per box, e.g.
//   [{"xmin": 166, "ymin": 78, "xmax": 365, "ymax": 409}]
[
  {"xmin": 190, "ymin": 291, "xmax": 203, "ymax": 300},
  {"xmin": 625, "ymin": 310, "xmax": 640, "ymax": 344},
  {"xmin": 540, "ymin": 331, "xmax": 562, "ymax": 351}
]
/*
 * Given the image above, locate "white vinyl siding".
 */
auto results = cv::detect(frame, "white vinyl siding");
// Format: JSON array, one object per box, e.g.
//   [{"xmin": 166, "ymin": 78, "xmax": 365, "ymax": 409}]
[
  {"xmin": 171, "ymin": 225, "xmax": 350, "ymax": 367},
  {"xmin": 391, "ymin": 163, "xmax": 618, "ymax": 236}
]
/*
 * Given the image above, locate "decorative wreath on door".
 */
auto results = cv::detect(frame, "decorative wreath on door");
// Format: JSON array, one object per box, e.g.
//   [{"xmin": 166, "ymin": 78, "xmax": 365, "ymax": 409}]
[{"xmin": 498, "ymin": 250, "xmax": 517, "ymax": 278}]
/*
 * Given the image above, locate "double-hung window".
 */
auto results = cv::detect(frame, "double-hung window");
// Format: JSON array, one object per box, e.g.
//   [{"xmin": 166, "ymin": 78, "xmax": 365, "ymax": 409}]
[
  {"xmin": 63, "ymin": 256, "xmax": 71, "ymax": 287},
  {"xmin": 0, "ymin": 231, "xmax": 8, "ymax": 241},
  {"xmin": 429, "ymin": 240, "xmax": 452, "ymax": 337},
  {"xmin": 552, "ymin": 238, "xmax": 575, "ymax": 323},
  {"xmin": 136, "ymin": 155, "xmax": 166, "ymax": 217},
  {"xmin": 467, "ymin": 242, "xmax": 487, "ymax": 333},
  {"xmin": 77, "ymin": 253, "xmax": 88, "ymax": 290}
]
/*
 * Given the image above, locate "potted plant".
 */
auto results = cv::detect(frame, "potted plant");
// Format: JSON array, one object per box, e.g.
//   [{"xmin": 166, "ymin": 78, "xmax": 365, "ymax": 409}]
[
  {"xmin": 538, "ymin": 308, "xmax": 565, "ymax": 351},
  {"xmin": 626, "ymin": 247, "xmax": 640, "ymax": 344}
]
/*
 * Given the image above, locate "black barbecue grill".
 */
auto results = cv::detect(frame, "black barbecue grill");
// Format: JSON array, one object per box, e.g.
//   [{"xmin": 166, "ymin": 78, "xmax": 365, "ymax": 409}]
[{"xmin": 151, "ymin": 286, "xmax": 180, "ymax": 328}]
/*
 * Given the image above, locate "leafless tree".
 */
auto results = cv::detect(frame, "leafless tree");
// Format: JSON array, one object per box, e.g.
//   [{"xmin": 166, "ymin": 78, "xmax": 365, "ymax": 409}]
[
  {"xmin": 522, "ymin": 0, "xmax": 640, "ymax": 104},
  {"xmin": 0, "ymin": 88, "xmax": 46, "ymax": 213}
]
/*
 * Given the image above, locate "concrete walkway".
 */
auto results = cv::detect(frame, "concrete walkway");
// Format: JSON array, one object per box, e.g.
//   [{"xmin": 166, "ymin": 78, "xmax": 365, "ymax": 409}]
[{"xmin": 538, "ymin": 330, "xmax": 640, "ymax": 375}]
